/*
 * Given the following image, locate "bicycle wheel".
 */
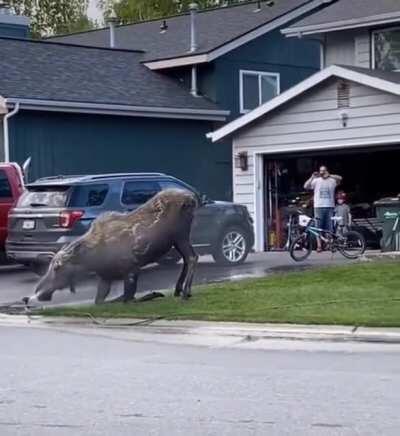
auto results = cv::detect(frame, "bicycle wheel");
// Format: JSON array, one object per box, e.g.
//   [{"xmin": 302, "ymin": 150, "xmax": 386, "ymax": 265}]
[
  {"xmin": 290, "ymin": 233, "xmax": 312, "ymax": 262},
  {"xmin": 337, "ymin": 230, "xmax": 366, "ymax": 259}
]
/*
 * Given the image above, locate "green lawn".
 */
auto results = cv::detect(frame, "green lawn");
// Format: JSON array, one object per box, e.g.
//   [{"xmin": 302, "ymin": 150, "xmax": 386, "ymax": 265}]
[{"xmin": 41, "ymin": 262, "xmax": 400, "ymax": 327}]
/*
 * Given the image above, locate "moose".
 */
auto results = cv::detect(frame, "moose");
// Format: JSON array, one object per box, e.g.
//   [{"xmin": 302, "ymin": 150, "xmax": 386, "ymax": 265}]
[{"xmin": 25, "ymin": 189, "xmax": 199, "ymax": 305}]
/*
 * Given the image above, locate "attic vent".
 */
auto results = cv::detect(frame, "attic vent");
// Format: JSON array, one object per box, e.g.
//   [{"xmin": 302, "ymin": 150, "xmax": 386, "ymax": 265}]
[{"xmin": 337, "ymin": 80, "xmax": 350, "ymax": 108}]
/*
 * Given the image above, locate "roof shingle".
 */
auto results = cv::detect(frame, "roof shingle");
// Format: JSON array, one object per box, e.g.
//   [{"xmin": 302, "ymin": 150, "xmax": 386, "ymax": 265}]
[
  {"xmin": 0, "ymin": 37, "xmax": 220, "ymax": 112},
  {"xmin": 52, "ymin": 0, "xmax": 316, "ymax": 62},
  {"xmin": 284, "ymin": 0, "xmax": 400, "ymax": 34}
]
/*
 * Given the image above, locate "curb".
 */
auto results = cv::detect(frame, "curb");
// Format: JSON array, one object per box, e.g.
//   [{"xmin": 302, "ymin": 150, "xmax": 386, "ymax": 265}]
[{"xmin": 2, "ymin": 315, "xmax": 400, "ymax": 345}]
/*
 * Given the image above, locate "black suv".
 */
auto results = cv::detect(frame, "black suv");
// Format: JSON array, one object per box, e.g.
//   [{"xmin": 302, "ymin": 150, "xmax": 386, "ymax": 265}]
[{"xmin": 7, "ymin": 173, "xmax": 254, "ymax": 273}]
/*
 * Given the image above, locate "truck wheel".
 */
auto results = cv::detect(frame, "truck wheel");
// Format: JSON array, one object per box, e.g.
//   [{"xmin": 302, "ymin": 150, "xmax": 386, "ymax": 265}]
[{"xmin": 212, "ymin": 226, "xmax": 250, "ymax": 266}]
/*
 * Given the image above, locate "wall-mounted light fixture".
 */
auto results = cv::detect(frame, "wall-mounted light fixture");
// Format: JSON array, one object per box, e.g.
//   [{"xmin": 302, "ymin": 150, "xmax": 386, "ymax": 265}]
[
  {"xmin": 235, "ymin": 152, "xmax": 248, "ymax": 171},
  {"xmin": 339, "ymin": 110, "xmax": 349, "ymax": 127}
]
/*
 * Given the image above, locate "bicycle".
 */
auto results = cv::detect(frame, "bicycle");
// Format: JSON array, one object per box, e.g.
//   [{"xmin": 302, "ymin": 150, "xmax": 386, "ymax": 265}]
[
  {"xmin": 290, "ymin": 213, "xmax": 366, "ymax": 262},
  {"xmin": 284, "ymin": 197, "xmax": 308, "ymax": 251}
]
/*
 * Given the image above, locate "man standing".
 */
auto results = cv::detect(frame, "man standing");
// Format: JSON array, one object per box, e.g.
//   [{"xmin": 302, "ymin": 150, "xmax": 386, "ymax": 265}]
[{"xmin": 304, "ymin": 166, "xmax": 342, "ymax": 252}]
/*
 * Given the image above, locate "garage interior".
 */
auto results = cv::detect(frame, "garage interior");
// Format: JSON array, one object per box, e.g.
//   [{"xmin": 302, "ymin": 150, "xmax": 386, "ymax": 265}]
[{"xmin": 263, "ymin": 145, "xmax": 400, "ymax": 251}]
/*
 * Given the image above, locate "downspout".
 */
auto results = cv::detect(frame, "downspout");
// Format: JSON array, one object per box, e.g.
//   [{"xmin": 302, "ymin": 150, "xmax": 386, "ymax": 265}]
[{"xmin": 3, "ymin": 101, "xmax": 20, "ymax": 163}]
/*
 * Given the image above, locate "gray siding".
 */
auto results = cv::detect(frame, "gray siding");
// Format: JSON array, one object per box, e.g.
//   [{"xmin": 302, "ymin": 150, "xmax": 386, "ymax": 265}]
[
  {"xmin": 233, "ymin": 78, "xmax": 400, "ymax": 216},
  {"xmin": 325, "ymin": 30, "xmax": 370, "ymax": 68}
]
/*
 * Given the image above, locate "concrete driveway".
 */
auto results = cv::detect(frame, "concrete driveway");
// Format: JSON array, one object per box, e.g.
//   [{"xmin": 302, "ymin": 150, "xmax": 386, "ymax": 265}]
[
  {"xmin": 0, "ymin": 252, "xmax": 346, "ymax": 304},
  {"xmin": 0, "ymin": 252, "xmax": 352, "ymax": 307}
]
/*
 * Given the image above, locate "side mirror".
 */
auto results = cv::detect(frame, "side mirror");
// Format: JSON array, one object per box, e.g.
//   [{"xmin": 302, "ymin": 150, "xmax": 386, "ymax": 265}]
[
  {"xmin": 22, "ymin": 157, "xmax": 32, "ymax": 183},
  {"xmin": 200, "ymin": 193, "xmax": 210, "ymax": 205}
]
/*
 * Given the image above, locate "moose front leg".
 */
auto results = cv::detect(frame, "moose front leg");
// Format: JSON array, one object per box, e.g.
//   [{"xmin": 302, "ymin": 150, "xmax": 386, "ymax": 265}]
[
  {"xmin": 122, "ymin": 272, "xmax": 138, "ymax": 302},
  {"xmin": 174, "ymin": 261, "xmax": 187, "ymax": 297},
  {"xmin": 107, "ymin": 272, "xmax": 139, "ymax": 304},
  {"xmin": 95, "ymin": 278, "xmax": 112, "ymax": 305}
]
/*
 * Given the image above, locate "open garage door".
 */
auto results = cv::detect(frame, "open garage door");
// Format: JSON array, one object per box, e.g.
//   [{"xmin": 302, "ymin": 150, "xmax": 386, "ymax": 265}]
[{"xmin": 263, "ymin": 145, "xmax": 400, "ymax": 251}]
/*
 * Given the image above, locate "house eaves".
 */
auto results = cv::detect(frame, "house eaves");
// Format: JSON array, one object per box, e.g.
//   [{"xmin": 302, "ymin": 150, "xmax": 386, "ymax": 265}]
[
  {"xmin": 207, "ymin": 64, "xmax": 400, "ymax": 142},
  {"xmin": 282, "ymin": 10, "xmax": 400, "ymax": 36},
  {"xmin": 143, "ymin": 0, "xmax": 333, "ymax": 70},
  {"xmin": 2, "ymin": 98, "xmax": 230, "ymax": 122}
]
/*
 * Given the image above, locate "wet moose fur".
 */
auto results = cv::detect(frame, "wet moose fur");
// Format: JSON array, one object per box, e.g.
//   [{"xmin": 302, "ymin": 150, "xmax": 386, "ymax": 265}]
[{"xmin": 32, "ymin": 189, "xmax": 199, "ymax": 304}]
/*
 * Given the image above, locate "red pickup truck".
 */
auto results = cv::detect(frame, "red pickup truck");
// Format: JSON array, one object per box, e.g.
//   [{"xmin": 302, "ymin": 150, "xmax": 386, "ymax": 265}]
[{"xmin": 0, "ymin": 162, "xmax": 27, "ymax": 263}]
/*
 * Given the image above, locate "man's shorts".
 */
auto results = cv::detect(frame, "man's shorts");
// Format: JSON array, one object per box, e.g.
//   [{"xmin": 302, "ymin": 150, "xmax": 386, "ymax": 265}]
[{"xmin": 314, "ymin": 207, "xmax": 334, "ymax": 232}]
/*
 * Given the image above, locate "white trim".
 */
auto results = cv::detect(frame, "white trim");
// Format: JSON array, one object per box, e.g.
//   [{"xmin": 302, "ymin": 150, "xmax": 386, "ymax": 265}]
[
  {"xmin": 239, "ymin": 70, "xmax": 280, "ymax": 114},
  {"xmin": 207, "ymin": 64, "xmax": 400, "ymax": 142},
  {"xmin": 144, "ymin": 0, "xmax": 329, "ymax": 70},
  {"xmin": 371, "ymin": 26, "xmax": 400, "ymax": 71},
  {"xmin": 144, "ymin": 54, "xmax": 208, "ymax": 70},
  {"xmin": 282, "ymin": 12, "xmax": 400, "ymax": 37},
  {"xmin": 253, "ymin": 152, "xmax": 265, "ymax": 252},
  {"xmin": 4, "ymin": 98, "xmax": 229, "ymax": 121},
  {"xmin": 252, "ymin": 137, "xmax": 400, "ymax": 156}
]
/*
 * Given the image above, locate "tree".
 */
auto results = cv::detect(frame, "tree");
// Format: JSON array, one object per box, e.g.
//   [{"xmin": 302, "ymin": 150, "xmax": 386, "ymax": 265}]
[
  {"xmin": 8, "ymin": 0, "xmax": 94, "ymax": 37},
  {"xmin": 99, "ymin": 0, "xmax": 242, "ymax": 23}
]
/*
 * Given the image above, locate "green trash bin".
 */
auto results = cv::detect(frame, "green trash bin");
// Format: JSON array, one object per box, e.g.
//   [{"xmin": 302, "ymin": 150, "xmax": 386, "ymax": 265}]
[{"xmin": 374, "ymin": 197, "xmax": 400, "ymax": 252}]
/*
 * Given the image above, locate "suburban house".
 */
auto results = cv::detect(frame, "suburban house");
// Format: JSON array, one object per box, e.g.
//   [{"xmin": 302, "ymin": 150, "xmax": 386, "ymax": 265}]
[
  {"xmin": 0, "ymin": 0, "xmax": 326, "ymax": 200},
  {"xmin": 208, "ymin": 0, "xmax": 400, "ymax": 250}
]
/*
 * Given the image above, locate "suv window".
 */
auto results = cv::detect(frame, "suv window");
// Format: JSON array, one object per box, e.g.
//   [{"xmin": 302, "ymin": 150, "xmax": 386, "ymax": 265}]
[
  {"xmin": 69, "ymin": 184, "xmax": 109, "ymax": 207},
  {"xmin": 122, "ymin": 181, "xmax": 160, "ymax": 206},
  {"xmin": 159, "ymin": 180, "xmax": 189, "ymax": 192},
  {"xmin": 0, "ymin": 170, "xmax": 12, "ymax": 198},
  {"xmin": 18, "ymin": 186, "xmax": 70, "ymax": 208}
]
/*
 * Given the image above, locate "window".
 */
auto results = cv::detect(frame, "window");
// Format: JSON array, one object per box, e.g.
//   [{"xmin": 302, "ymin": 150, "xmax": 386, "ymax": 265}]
[
  {"xmin": 18, "ymin": 187, "xmax": 70, "ymax": 208},
  {"xmin": 0, "ymin": 170, "xmax": 12, "ymax": 198},
  {"xmin": 159, "ymin": 180, "xmax": 190, "ymax": 192},
  {"xmin": 121, "ymin": 181, "xmax": 160, "ymax": 206},
  {"xmin": 69, "ymin": 184, "xmax": 109, "ymax": 207},
  {"xmin": 373, "ymin": 27, "xmax": 400, "ymax": 71},
  {"xmin": 240, "ymin": 70, "xmax": 280, "ymax": 113}
]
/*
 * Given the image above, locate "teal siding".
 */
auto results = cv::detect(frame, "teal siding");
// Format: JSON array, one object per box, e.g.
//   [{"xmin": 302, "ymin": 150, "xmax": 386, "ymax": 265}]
[
  {"xmin": 9, "ymin": 111, "xmax": 232, "ymax": 200},
  {"xmin": 214, "ymin": 28, "xmax": 320, "ymax": 120}
]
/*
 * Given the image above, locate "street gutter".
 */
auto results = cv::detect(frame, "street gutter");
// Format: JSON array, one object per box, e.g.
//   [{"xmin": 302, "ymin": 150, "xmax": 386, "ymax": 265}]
[{"xmin": 2, "ymin": 314, "xmax": 400, "ymax": 346}]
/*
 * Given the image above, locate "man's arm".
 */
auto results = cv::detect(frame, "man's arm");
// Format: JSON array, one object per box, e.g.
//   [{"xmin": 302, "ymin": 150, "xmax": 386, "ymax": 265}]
[
  {"xmin": 304, "ymin": 173, "xmax": 317, "ymax": 190},
  {"xmin": 330, "ymin": 174, "xmax": 343, "ymax": 185}
]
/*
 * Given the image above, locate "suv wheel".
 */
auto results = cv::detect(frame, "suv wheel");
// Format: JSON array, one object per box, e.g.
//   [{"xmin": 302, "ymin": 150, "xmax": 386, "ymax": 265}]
[{"xmin": 212, "ymin": 226, "xmax": 250, "ymax": 266}]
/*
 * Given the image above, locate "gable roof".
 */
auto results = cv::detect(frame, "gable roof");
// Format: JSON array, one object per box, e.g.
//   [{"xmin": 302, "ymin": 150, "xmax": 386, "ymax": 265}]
[
  {"xmin": 282, "ymin": 0, "xmax": 400, "ymax": 36},
  {"xmin": 51, "ymin": 0, "xmax": 327, "ymax": 69},
  {"xmin": 207, "ymin": 64, "xmax": 400, "ymax": 141},
  {"xmin": 0, "ymin": 37, "xmax": 228, "ymax": 121}
]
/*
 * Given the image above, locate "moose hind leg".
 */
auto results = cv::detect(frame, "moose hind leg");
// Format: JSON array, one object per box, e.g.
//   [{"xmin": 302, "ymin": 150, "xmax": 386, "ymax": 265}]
[
  {"xmin": 174, "ymin": 258, "xmax": 188, "ymax": 297},
  {"xmin": 95, "ymin": 278, "xmax": 112, "ymax": 305},
  {"xmin": 174, "ymin": 240, "xmax": 198, "ymax": 300}
]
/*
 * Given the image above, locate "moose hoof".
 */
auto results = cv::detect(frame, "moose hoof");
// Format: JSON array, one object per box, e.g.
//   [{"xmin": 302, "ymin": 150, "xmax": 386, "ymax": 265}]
[
  {"xmin": 181, "ymin": 293, "xmax": 192, "ymax": 301},
  {"xmin": 174, "ymin": 290, "xmax": 182, "ymax": 297}
]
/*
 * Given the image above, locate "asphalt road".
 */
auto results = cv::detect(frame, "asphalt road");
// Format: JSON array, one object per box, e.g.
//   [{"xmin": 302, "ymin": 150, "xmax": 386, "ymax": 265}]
[
  {"xmin": 0, "ymin": 252, "xmax": 351, "ymax": 306},
  {"xmin": 1, "ymin": 325, "xmax": 399, "ymax": 436}
]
